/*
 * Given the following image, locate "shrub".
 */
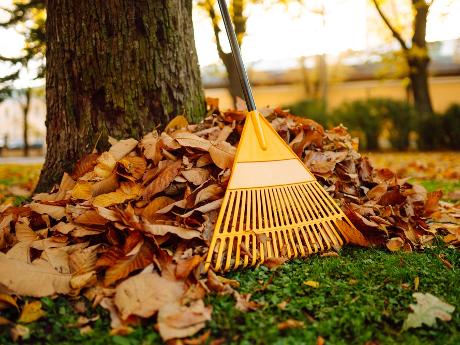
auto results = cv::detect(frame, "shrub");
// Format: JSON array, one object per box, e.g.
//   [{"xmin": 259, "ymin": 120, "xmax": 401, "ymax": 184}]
[{"xmin": 442, "ymin": 104, "xmax": 460, "ymax": 150}]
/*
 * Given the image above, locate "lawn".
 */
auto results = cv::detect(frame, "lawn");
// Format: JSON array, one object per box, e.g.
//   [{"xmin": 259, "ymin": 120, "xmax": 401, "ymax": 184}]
[{"xmin": 0, "ymin": 152, "xmax": 459, "ymax": 345}]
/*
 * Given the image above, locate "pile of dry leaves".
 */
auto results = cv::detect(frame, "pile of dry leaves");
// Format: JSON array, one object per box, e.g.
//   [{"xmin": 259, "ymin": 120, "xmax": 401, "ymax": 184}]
[{"xmin": 0, "ymin": 101, "xmax": 458, "ymax": 341}]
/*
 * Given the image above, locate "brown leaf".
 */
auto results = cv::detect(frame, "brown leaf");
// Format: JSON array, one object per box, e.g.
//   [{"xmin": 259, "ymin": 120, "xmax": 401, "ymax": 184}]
[
  {"xmin": 91, "ymin": 174, "xmax": 119, "ymax": 197},
  {"xmin": 262, "ymin": 257, "xmax": 287, "ymax": 269},
  {"xmin": 194, "ymin": 184, "xmax": 223, "ymax": 205},
  {"xmin": 72, "ymin": 153, "xmax": 99, "ymax": 179},
  {"xmin": 386, "ymin": 237, "xmax": 404, "ymax": 252},
  {"xmin": 104, "ymin": 242, "xmax": 154, "ymax": 287},
  {"xmin": 114, "ymin": 272, "xmax": 184, "ymax": 320},
  {"xmin": 140, "ymin": 132, "xmax": 162, "ymax": 164},
  {"xmin": 0, "ymin": 293, "xmax": 18, "ymax": 310},
  {"xmin": 234, "ymin": 292, "xmax": 261, "ymax": 312},
  {"xmin": 176, "ymin": 255, "xmax": 202, "ymax": 280},
  {"xmin": 29, "ymin": 203, "xmax": 66, "ymax": 220},
  {"xmin": 108, "ymin": 138, "xmax": 138, "ymax": 160},
  {"xmin": 157, "ymin": 300, "xmax": 212, "ymax": 341},
  {"xmin": 425, "ymin": 191, "xmax": 443, "ymax": 216},
  {"xmin": 277, "ymin": 319, "xmax": 305, "ymax": 330},
  {"xmin": 209, "ymin": 141, "xmax": 236, "ymax": 170},
  {"xmin": 142, "ymin": 196, "xmax": 175, "ymax": 222},
  {"xmin": 172, "ymin": 132, "xmax": 211, "ymax": 151},
  {"xmin": 182, "ymin": 168, "xmax": 210, "ymax": 186},
  {"xmin": 143, "ymin": 223, "xmax": 202, "ymax": 240},
  {"xmin": 142, "ymin": 160, "xmax": 182, "ymax": 200},
  {"xmin": 74, "ymin": 210, "xmax": 108, "ymax": 226},
  {"xmin": 0, "ymin": 254, "xmax": 71, "ymax": 296}
]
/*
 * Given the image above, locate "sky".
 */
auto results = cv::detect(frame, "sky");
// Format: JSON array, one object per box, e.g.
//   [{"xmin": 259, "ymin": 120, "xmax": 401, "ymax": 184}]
[{"xmin": 1, "ymin": 0, "xmax": 460, "ymax": 86}]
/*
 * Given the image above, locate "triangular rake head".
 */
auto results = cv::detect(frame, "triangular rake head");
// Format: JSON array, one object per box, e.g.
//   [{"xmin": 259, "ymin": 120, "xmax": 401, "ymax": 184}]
[{"xmin": 204, "ymin": 112, "xmax": 359, "ymax": 272}]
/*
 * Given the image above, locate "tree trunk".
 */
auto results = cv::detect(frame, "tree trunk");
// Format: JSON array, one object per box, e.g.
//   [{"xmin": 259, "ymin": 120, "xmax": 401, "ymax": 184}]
[
  {"xmin": 408, "ymin": 57, "xmax": 433, "ymax": 115},
  {"xmin": 22, "ymin": 88, "xmax": 31, "ymax": 157},
  {"xmin": 36, "ymin": 0, "xmax": 205, "ymax": 192}
]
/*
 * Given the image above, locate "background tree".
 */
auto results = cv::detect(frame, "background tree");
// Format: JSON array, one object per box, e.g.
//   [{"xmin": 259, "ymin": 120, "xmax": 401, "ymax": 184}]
[
  {"xmin": 372, "ymin": 0, "xmax": 434, "ymax": 115},
  {"xmin": 34, "ymin": 0, "xmax": 206, "ymax": 192},
  {"xmin": 198, "ymin": 0, "xmax": 302, "ymax": 107},
  {"xmin": 0, "ymin": 0, "xmax": 45, "ymax": 156}
]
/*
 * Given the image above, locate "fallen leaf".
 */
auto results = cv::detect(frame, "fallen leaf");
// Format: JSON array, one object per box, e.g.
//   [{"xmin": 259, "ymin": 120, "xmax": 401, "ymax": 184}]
[
  {"xmin": 0, "ymin": 293, "xmax": 18, "ymax": 310},
  {"xmin": 114, "ymin": 272, "xmax": 184, "ymax": 320},
  {"xmin": 386, "ymin": 237, "xmax": 404, "ymax": 252},
  {"xmin": 403, "ymin": 293, "xmax": 455, "ymax": 331},
  {"xmin": 277, "ymin": 319, "xmax": 305, "ymax": 330},
  {"xmin": 104, "ymin": 242, "xmax": 154, "ymax": 286},
  {"xmin": 18, "ymin": 301, "xmax": 46, "ymax": 323},
  {"xmin": 157, "ymin": 300, "xmax": 212, "ymax": 341},
  {"xmin": 304, "ymin": 280, "xmax": 320, "ymax": 288},
  {"xmin": 143, "ymin": 223, "xmax": 202, "ymax": 240},
  {"xmin": 29, "ymin": 203, "xmax": 66, "ymax": 220},
  {"xmin": 92, "ymin": 191, "xmax": 132, "ymax": 207},
  {"xmin": 182, "ymin": 168, "xmax": 210, "ymax": 186},
  {"xmin": 172, "ymin": 132, "xmax": 211, "ymax": 151},
  {"xmin": 165, "ymin": 115, "xmax": 189, "ymax": 132},
  {"xmin": 209, "ymin": 141, "xmax": 236, "ymax": 169},
  {"xmin": 109, "ymin": 138, "xmax": 138, "ymax": 160},
  {"xmin": 262, "ymin": 257, "xmax": 287, "ymax": 269},
  {"xmin": 142, "ymin": 160, "xmax": 182, "ymax": 200},
  {"xmin": 0, "ymin": 254, "xmax": 71, "ymax": 296}
]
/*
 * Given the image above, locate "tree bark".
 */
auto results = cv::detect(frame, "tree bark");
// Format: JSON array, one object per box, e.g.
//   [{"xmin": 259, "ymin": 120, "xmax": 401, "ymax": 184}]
[
  {"xmin": 36, "ymin": 0, "xmax": 205, "ymax": 192},
  {"xmin": 22, "ymin": 88, "xmax": 31, "ymax": 157}
]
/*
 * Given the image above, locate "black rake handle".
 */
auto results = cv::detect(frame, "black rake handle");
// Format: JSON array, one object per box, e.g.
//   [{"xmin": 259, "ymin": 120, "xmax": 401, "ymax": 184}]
[{"xmin": 217, "ymin": 0, "xmax": 256, "ymax": 111}]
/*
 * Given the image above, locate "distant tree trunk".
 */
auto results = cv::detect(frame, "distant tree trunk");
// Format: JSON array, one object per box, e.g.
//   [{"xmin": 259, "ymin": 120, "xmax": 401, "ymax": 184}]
[
  {"xmin": 407, "ymin": 0, "xmax": 433, "ymax": 115},
  {"xmin": 203, "ymin": 0, "xmax": 245, "ymax": 107},
  {"xmin": 22, "ymin": 88, "xmax": 32, "ymax": 157},
  {"xmin": 372, "ymin": 0, "xmax": 433, "ymax": 116},
  {"xmin": 36, "ymin": 0, "xmax": 205, "ymax": 192}
]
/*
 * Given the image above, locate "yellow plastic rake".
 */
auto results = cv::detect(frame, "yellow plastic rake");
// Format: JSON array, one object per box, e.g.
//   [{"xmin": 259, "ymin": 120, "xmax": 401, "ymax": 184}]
[{"xmin": 204, "ymin": 0, "xmax": 359, "ymax": 272}]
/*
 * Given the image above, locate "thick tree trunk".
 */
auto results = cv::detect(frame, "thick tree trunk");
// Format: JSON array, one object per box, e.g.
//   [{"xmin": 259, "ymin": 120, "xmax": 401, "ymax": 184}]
[{"xmin": 36, "ymin": 0, "xmax": 205, "ymax": 192}]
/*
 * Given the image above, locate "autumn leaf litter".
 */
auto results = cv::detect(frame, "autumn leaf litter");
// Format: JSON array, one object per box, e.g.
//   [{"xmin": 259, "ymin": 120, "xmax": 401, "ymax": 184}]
[{"xmin": 0, "ymin": 101, "xmax": 458, "ymax": 341}]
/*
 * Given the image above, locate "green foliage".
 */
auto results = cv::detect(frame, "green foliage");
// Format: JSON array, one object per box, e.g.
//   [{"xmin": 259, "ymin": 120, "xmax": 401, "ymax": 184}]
[
  {"xmin": 442, "ymin": 104, "xmax": 460, "ymax": 150},
  {"xmin": 0, "ymin": 0, "xmax": 46, "ymax": 98},
  {"xmin": 286, "ymin": 99, "xmax": 328, "ymax": 127}
]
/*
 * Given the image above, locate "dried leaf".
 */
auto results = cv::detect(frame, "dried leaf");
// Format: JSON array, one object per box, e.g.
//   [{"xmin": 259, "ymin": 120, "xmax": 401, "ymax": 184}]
[
  {"xmin": 172, "ymin": 132, "xmax": 211, "ymax": 151},
  {"xmin": 18, "ymin": 301, "xmax": 46, "ymax": 323},
  {"xmin": 109, "ymin": 138, "xmax": 138, "ymax": 160},
  {"xmin": 403, "ymin": 293, "xmax": 455, "ymax": 331},
  {"xmin": 277, "ymin": 319, "xmax": 305, "ymax": 330},
  {"xmin": 114, "ymin": 272, "xmax": 184, "ymax": 320},
  {"xmin": 176, "ymin": 255, "xmax": 202, "ymax": 280},
  {"xmin": 157, "ymin": 300, "xmax": 212, "ymax": 341},
  {"xmin": 166, "ymin": 115, "xmax": 189, "ymax": 131},
  {"xmin": 262, "ymin": 257, "xmax": 287, "ymax": 269},
  {"xmin": 104, "ymin": 242, "xmax": 154, "ymax": 287},
  {"xmin": 209, "ymin": 141, "xmax": 236, "ymax": 169},
  {"xmin": 194, "ymin": 184, "xmax": 223, "ymax": 205},
  {"xmin": 142, "ymin": 196, "xmax": 175, "ymax": 222},
  {"xmin": 386, "ymin": 237, "xmax": 404, "ymax": 252},
  {"xmin": 0, "ymin": 254, "xmax": 71, "ymax": 296},
  {"xmin": 143, "ymin": 223, "xmax": 202, "ymax": 240},
  {"xmin": 142, "ymin": 160, "xmax": 182, "ymax": 200},
  {"xmin": 71, "ymin": 182, "xmax": 93, "ymax": 200},
  {"xmin": 182, "ymin": 168, "xmax": 210, "ymax": 186},
  {"xmin": 92, "ymin": 191, "xmax": 132, "ymax": 208},
  {"xmin": 29, "ymin": 203, "xmax": 66, "ymax": 220}
]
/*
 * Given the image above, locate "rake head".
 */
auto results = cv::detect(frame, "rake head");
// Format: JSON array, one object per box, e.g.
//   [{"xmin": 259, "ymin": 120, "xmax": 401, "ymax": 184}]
[{"xmin": 204, "ymin": 111, "xmax": 359, "ymax": 272}]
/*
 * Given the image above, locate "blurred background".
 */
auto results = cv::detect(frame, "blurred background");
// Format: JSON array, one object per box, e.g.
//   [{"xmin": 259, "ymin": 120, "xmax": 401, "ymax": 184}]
[{"xmin": 0, "ymin": 0, "xmax": 459, "ymax": 157}]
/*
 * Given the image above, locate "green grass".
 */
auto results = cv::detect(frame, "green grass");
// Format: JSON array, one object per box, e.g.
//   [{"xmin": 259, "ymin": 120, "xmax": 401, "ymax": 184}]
[{"xmin": 1, "ymin": 245, "xmax": 459, "ymax": 345}]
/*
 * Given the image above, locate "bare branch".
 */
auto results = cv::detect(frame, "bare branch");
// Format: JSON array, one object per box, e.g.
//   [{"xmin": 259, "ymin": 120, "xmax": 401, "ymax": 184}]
[{"xmin": 372, "ymin": 0, "xmax": 408, "ymax": 50}]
